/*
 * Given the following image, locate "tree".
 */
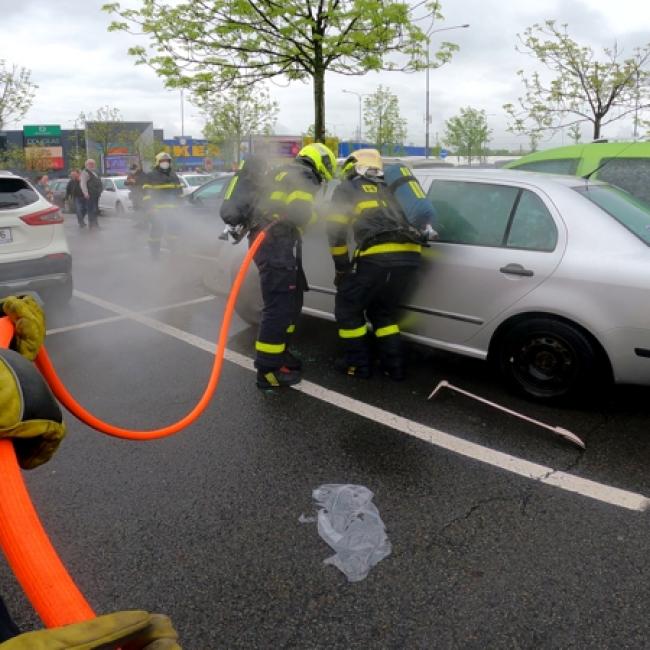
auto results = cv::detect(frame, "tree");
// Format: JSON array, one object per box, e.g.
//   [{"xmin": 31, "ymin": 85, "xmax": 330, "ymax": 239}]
[
  {"xmin": 444, "ymin": 107, "xmax": 492, "ymax": 165},
  {"xmin": 0, "ymin": 61, "xmax": 37, "ymax": 130},
  {"xmin": 363, "ymin": 86, "xmax": 407, "ymax": 152},
  {"xmin": 567, "ymin": 123, "xmax": 582, "ymax": 144},
  {"xmin": 80, "ymin": 106, "xmax": 143, "ymax": 172},
  {"xmin": 196, "ymin": 85, "xmax": 278, "ymax": 164},
  {"xmin": 504, "ymin": 21, "xmax": 650, "ymax": 141},
  {"xmin": 103, "ymin": 0, "xmax": 459, "ymax": 142}
]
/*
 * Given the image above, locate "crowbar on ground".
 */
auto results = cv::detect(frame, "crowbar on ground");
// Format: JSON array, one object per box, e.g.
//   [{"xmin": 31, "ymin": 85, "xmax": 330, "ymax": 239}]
[{"xmin": 427, "ymin": 380, "xmax": 586, "ymax": 450}]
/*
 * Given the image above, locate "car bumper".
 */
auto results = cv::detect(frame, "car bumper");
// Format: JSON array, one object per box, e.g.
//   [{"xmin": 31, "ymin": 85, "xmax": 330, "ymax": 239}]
[
  {"xmin": 601, "ymin": 327, "xmax": 650, "ymax": 385},
  {"xmin": 0, "ymin": 254, "xmax": 72, "ymax": 297}
]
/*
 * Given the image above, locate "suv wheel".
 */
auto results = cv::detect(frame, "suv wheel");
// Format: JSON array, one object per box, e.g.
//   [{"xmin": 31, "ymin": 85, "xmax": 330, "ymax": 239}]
[{"xmin": 497, "ymin": 317, "xmax": 601, "ymax": 402}]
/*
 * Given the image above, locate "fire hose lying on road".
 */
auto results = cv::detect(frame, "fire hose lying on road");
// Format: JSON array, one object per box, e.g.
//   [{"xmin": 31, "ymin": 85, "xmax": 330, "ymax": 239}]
[{"xmin": 0, "ymin": 229, "xmax": 268, "ymax": 628}]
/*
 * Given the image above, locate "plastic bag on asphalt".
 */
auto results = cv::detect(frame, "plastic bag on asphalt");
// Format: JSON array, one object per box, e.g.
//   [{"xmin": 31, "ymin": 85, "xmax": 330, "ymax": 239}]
[{"xmin": 309, "ymin": 484, "xmax": 391, "ymax": 582}]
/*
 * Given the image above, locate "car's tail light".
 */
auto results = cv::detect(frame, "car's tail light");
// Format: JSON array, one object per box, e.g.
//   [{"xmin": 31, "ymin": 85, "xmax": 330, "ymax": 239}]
[{"xmin": 20, "ymin": 206, "xmax": 64, "ymax": 226}]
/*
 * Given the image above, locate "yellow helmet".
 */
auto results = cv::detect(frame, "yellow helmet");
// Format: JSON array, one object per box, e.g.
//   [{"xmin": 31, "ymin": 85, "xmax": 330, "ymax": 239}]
[
  {"xmin": 340, "ymin": 148, "xmax": 383, "ymax": 178},
  {"xmin": 297, "ymin": 142, "xmax": 336, "ymax": 181},
  {"xmin": 155, "ymin": 151, "xmax": 172, "ymax": 164}
]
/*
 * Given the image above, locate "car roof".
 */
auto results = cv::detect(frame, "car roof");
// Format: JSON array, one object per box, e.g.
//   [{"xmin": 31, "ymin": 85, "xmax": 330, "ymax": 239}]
[{"xmin": 412, "ymin": 167, "xmax": 606, "ymax": 189}]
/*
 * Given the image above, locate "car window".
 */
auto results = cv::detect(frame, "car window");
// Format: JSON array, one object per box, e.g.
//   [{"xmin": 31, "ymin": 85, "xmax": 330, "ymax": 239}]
[
  {"xmin": 573, "ymin": 185, "xmax": 650, "ymax": 246},
  {"xmin": 506, "ymin": 190, "xmax": 557, "ymax": 251},
  {"xmin": 514, "ymin": 159, "xmax": 580, "ymax": 175},
  {"xmin": 194, "ymin": 177, "xmax": 230, "ymax": 201},
  {"xmin": 102, "ymin": 179, "xmax": 114, "ymax": 190},
  {"xmin": 0, "ymin": 178, "xmax": 39, "ymax": 209},
  {"xmin": 595, "ymin": 158, "xmax": 650, "ymax": 205},
  {"xmin": 113, "ymin": 178, "xmax": 127, "ymax": 190},
  {"xmin": 427, "ymin": 180, "xmax": 519, "ymax": 246},
  {"xmin": 184, "ymin": 175, "xmax": 210, "ymax": 187}
]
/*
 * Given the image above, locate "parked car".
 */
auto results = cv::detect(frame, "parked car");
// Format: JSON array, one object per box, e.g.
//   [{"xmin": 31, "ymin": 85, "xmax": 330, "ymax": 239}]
[
  {"xmin": 505, "ymin": 141, "xmax": 650, "ymax": 204},
  {"xmin": 204, "ymin": 168, "xmax": 650, "ymax": 401},
  {"xmin": 0, "ymin": 171, "xmax": 73, "ymax": 304},
  {"xmin": 48, "ymin": 178, "xmax": 74, "ymax": 213},
  {"xmin": 178, "ymin": 173, "xmax": 215, "ymax": 196},
  {"xmin": 99, "ymin": 176, "xmax": 132, "ymax": 215}
]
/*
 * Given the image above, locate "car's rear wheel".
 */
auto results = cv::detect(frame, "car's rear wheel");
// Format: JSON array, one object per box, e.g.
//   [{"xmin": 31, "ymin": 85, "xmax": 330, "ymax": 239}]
[
  {"xmin": 43, "ymin": 277, "xmax": 73, "ymax": 307},
  {"xmin": 496, "ymin": 317, "xmax": 602, "ymax": 402}
]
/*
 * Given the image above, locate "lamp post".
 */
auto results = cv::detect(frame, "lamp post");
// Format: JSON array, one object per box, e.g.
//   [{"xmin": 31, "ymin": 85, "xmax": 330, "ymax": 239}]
[
  {"xmin": 425, "ymin": 23, "xmax": 470, "ymax": 158},
  {"xmin": 342, "ymin": 89, "xmax": 370, "ymax": 143}
]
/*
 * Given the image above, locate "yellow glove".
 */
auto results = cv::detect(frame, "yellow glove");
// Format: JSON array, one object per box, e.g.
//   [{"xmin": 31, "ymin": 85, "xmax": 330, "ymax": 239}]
[
  {"xmin": 0, "ymin": 348, "xmax": 65, "ymax": 469},
  {"xmin": 0, "ymin": 610, "xmax": 181, "ymax": 649},
  {"xmin": 2, "ymin": 295, "xmax": 46, "ymax": 361}
]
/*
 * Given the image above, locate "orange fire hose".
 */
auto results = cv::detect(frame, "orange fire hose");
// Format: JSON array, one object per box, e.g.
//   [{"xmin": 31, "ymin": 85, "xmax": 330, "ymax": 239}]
[
  {"xmin": 37, "ymin": 229, "xmax": 266, "ymax": 440},
  {"xmin": 0, "ymin": 228, "xmax": 267, "ymax": 627}
]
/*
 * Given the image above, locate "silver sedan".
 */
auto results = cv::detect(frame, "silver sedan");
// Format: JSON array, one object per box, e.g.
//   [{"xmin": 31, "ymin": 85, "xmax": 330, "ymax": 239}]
[{"xmin": 202, "ymin": 169, "xmax": 650, "ymax": 401}]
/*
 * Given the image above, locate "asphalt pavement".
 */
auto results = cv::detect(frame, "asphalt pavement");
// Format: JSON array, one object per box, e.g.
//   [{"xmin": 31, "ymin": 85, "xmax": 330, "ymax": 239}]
[{"xmin": 1, "ymin": 209, "xmax": 649, "ymax": 649}]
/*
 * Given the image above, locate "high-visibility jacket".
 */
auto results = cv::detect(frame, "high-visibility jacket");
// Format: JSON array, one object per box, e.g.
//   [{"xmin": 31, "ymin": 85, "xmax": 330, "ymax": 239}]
[
  {"xmin": 326, "ymin": 173, "xmax": 422, "ymax": 270},
  {"xmin": 142, "ymin": 168, "xmax": 184, "ymax": 212},
  {"xmin": 258, "ymin": 159, "xmax": 321, "ymax": 231}
]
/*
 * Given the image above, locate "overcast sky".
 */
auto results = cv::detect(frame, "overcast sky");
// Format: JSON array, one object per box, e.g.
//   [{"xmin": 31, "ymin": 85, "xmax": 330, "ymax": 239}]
[{"xmin": 2, "ymin": 0, "xmax": 649, "ymax": 150}]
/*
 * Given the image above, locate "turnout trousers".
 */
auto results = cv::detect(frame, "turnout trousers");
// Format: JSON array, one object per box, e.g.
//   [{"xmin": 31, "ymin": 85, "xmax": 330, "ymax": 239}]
[
  {"xmin": 335, "ymin": 259, "xmax": 418, "ymax": 371},
  {"xmin": 252, "ymin": 225, "xmax": 306, "ymax": 371}
]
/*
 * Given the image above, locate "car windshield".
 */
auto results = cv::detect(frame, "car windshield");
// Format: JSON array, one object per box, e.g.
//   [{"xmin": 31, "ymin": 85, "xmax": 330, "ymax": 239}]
[
  {"xmin": 574, "ymin": 185, "xmax": 650, "ymax": 245},
  {"xmin": 113, "ymin": 178, "xmax": 127, "ymax": 189},
  {"xmin": 184, "ymin": 175, "xmax": 209, "ymax": 186},
  {"xmin": 0, "ymin": 178, "xmax": 39, "ymax": 209}
]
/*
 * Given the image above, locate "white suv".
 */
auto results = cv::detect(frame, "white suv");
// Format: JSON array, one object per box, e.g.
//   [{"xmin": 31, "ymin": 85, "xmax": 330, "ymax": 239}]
[{"xmin": 0, "ymin": 172, "xmax": 73, "ymax": 304}]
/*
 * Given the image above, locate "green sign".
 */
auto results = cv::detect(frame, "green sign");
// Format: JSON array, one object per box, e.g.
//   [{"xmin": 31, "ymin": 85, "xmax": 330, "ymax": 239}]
[{"xmin": 23, "ymin": 124, "xmax": 61, "ymax": 137}]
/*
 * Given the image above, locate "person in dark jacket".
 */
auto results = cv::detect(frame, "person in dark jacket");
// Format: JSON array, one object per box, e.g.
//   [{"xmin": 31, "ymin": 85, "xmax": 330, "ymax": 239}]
[
  {"xmin": 79, "ymin": 160, "xmax": 103, "ymax": 229},
  {"xmin": 142, "ymin": 152, "xmax": 184, "ymax": 257},
  {"xmin": 125, "ymin": 163, "xmax": 146, "ymax": 211},
  {"xmin": 326, "ymin": 149, "xmax": 425, "ymax": 381},
  {"xmin": 220, "ymin": 144, "xmax": 336, "ymax": 388},
  {"xmin": 65, "ymin": 170, "xmax": 87, "ymax": 227}
]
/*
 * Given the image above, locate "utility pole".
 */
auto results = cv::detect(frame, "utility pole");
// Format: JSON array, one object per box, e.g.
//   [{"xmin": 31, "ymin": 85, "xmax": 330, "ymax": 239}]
[{"xmin": 424, "ymin": 23, "xmax": 470, "ymax": 158}]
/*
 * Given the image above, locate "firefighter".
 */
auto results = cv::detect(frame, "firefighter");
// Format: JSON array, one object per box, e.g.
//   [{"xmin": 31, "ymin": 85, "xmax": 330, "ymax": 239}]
[
  {"xmin": 0, "ymin": 295, "xmax": 182, "ymax": 648},
  {"xmin": 142, "ymin": 152, "xmax": 184, "ymax": 257},
  {"xmin": 326, "ymin": 149, "xmax": 425, "ymax": 381},
  {"xmin": 233, "ymin": 143, "xmax": 336, "ymax": 389}
]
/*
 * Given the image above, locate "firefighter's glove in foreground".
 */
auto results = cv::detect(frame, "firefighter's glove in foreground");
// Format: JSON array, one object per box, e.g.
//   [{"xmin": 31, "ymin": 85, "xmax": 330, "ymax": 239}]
[
  {"xmin": 2, "ymin": 295, "xmax": 46, "ymax": 361},
  {"xmin": 0, "ymin": 610, "xmax": 181, "ymax": 649},
  {"xmin": 0, "ymin": 348, "xmax": 65, "ymax": 469}
]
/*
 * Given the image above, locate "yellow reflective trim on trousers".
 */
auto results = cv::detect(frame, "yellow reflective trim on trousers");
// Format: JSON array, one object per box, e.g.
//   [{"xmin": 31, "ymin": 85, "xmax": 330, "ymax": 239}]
[
  {"xmin": 255, "ymin": 341, "xmax": 286, "ymax": 354},
  {"xmin": 270, "ymin": 190, "xmax": 286, "ymax": 201},
  {"xmin": 358, "ymin": 242, "xmax": 422, "ymax": 256},
  {"xmin": 338, "ymin": 324, "xmax": 368, "ymax": 339},
  {"xmin": 409, "ymin": 180, "xmax": 426, "ymax": 199},
  {"xmin": 375, "ymin": 324, "xmax": 400, "ymax": 337},
  {"xmin": 330, "ymin": 245, "xmax": 348, "ymax": 256},
  {"xmin": 326, "ymin": 213, "xmax": 350, "ymax": 225},
  {"xmin": 286, "ymin": 190, "xmax": 313, "ymax": 204},
  {"xmin": 224, "ymin": 176, "xmax": 239, "ymax": 200},
  {"xmin": 152, "ymin": 204, "xmax": 178, "ymax": 209},
  {"xmin": 354, "ymin": 200, "xmax": 380, "ymax": 215},
  {"xmin": 286, "ymin": 324, "xmax": 296, "ymax": 334},
  {"xmin": 142, "ymin": 196, "xmax": 151, "ymax": 201},
  {"xmin": 142, "ymin": 184, "xmax": 183, "ymax": 190}
]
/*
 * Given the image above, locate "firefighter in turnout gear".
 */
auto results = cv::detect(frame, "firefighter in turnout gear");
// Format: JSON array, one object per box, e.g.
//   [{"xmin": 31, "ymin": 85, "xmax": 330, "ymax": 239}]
[
  {"xmin": 143, "ymin": 152, "xmax": 184, "ymax": 257},
  {"xmin": 250, "ymin": 143, "xmax": 336, "ymax": 389},
  {"xmin": 327, "ymin": 149, "xmax": 423, "ymax": 381}
]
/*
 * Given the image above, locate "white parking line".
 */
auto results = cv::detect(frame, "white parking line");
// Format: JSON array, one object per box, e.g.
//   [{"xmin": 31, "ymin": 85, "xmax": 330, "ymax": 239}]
[{"xmin": 52, "ymin": 289, "xmax": 650, "ymax": 513}]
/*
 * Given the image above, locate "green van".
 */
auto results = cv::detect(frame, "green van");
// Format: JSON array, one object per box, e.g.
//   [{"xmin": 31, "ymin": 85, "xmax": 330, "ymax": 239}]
[{"xmin": 505, "ymin": 141, "xmax": 650, "ymax": 204}]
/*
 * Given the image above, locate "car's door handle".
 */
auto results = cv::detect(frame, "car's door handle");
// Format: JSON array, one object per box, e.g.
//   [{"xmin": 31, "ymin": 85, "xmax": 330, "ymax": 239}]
[{"xmin": 500, "ymin": 263, "xmax": 534, "ymax": 277}]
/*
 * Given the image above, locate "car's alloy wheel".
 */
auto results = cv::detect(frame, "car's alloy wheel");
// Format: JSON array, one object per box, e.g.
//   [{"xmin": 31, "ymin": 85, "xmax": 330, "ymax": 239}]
[{"xmin": 498, "ymin": 318, "xmax": 599, "ymax": 401}]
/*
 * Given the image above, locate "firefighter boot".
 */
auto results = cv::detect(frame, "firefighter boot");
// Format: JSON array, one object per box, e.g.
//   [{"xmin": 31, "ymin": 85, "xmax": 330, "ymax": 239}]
[
  {"xmin": 256, "ymin": 366, "xmax": 302, "ymax": 389},
  {"xmin": 334, "ymin": 358, "xmax": 372, "ymax": 379}
]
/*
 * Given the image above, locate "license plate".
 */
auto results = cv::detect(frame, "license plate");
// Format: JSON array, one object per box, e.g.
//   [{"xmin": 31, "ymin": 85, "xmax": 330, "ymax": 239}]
[{"xmin": 0, "ymin": 228, "xmax": 12, "ymax": 244}]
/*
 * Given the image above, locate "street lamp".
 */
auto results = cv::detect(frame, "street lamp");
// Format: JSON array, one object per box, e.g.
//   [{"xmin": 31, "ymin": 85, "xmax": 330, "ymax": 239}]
[
  {"xmin": 342, "ymin": 89, "xmax": 371, "ymax": 143},
  {"xmin": 425, "ymin": 23, "xmax": 470, "ymax": 158}
]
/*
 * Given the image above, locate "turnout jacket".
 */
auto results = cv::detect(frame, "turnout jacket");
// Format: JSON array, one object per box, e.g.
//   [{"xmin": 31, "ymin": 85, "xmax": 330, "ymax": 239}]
[
  {"xmin": 142, "ymin": 167, "xmax": 184, "ymax": 213},
  {"xmin": 326, "ymin": 173, "xmax": 422, "ymax": 270},
  {"xmin": 258, "ymin": 159, "xmax": 321, "ymax": 231}
]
